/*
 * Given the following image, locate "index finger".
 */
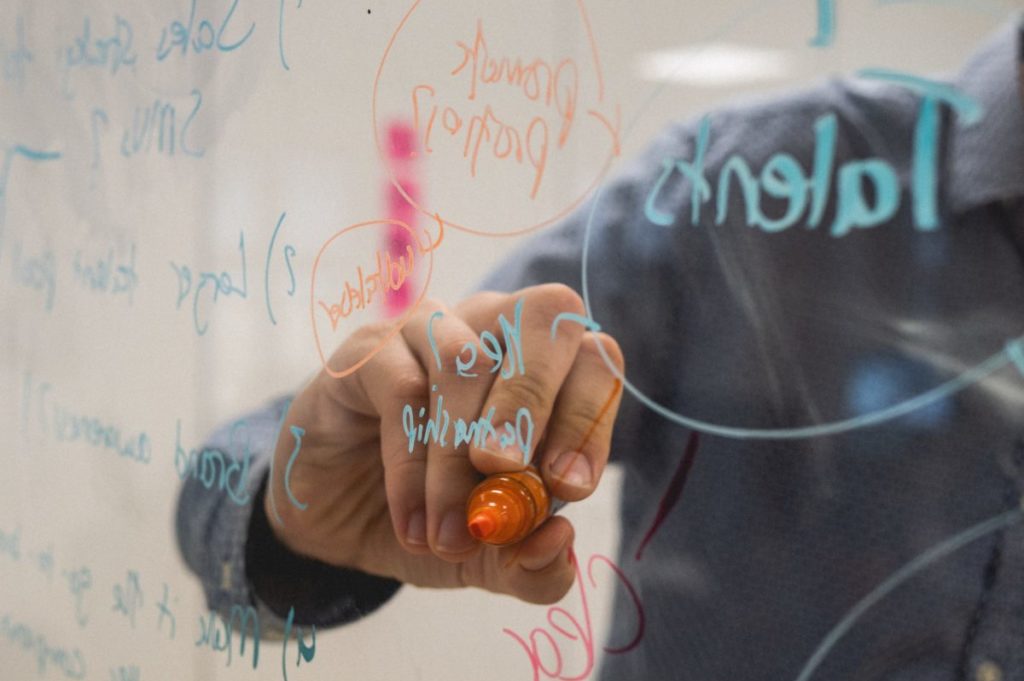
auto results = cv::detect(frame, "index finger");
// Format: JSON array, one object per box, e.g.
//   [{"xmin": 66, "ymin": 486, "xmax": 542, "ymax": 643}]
[
  {"xmin": 459, "ymin": 284, "xmax": 589, "ymax": 474},
  {"xmin": 537, "ymin": 331, "xmax": 624, "ymax": 501}
]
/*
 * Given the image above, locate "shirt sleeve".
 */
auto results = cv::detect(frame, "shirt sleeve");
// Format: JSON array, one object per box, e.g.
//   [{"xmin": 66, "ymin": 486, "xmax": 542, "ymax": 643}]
[{"xmin": 175, "ymin": 395, "xmax": 401, "ymax": 635}]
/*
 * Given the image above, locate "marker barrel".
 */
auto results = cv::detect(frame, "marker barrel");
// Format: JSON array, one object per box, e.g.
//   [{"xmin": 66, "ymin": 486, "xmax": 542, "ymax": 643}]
[{"xmin": 465, "ymin": 467, "xmax": 551, "ymax": 546}]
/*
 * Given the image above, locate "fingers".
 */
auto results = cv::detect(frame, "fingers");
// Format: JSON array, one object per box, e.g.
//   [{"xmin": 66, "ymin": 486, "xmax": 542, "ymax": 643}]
[
  {"xmin": 540, "ymin": 332, "xmax": 624, "ymax": 501},
  {"xmin": 356, "ymin": 284, "xmax": 623, "ymax": 576},
  {"xmin": 352, "ymin": 333, "xmax": 433, "ymax": 556},
  {"xmin": 402, "ymin": 301, "xmax": 497, "ymax": 561},
  {"xmin": 398, "ymin": 516, "xmax": 577, "ymax": 604},
  {"xmin": 461, "ymin": 284, "xmax": 590, "ymax": 474},
  {"xmin": 493, "ymin": 516, "xmax": 576, "ymax": 605}
]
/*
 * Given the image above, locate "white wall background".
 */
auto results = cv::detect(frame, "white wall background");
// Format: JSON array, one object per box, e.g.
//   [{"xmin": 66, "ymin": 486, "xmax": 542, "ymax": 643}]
[{"xmin": 0, "ymin": 1, "xmax": 1017, "ymax": 679}]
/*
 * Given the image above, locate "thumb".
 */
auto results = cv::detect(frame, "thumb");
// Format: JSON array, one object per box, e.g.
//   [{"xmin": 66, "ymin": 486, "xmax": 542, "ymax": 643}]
[{"xmin": 495, "ymin": 517, "xmax": 576, "ymax": 605}]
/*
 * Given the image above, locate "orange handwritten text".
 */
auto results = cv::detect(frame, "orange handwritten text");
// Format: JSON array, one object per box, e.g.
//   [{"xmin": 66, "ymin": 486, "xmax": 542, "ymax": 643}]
[
  {"xmin": 409, "ymin": 19, "xmax": 582, "ymax": 201},
  {"xmin": 452, "ymin": 19, "xmax": 577, "ymax": 121},
  {"xmin": 374, "ymin": 0, "xmax": 619, "ymax": 236},
  {"xmin": 310, "ymin": 217, "xmax": 442, "ymax": 379},
  {"xmin": 317, "ymin": 246, "xmax": 415, "ymax": 330},
  {"xmin": 503, "ymin": 551, "xmax": 645, "ymax": 681}
]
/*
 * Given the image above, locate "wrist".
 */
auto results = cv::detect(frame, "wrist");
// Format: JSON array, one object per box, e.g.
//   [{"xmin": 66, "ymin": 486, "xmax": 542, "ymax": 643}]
[{"xmin": 247, "ymin": 474, "xmax": 403, "ymax": 623}]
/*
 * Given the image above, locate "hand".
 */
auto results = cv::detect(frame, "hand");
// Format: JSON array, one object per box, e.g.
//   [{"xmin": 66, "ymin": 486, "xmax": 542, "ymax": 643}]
[{"xmin": 264, "ymin": 284, "xmax": 624, "ymax": 604}]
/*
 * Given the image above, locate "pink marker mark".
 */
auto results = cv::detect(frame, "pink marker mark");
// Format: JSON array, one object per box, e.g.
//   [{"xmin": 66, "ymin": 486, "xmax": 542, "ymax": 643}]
[
  {"xmin": 634, "ymin": 431, "xmax": 700, "ymax": 561},
  {"xmin": 383, "ymin": 121, "xmax": 420, "ymax": 317}
]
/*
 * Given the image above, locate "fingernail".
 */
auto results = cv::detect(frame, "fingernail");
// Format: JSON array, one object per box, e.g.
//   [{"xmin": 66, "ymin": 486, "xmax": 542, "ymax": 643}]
[
  {"xmin": 483, "ymin": 433, "xmax": 525, "ymax": 463},
  {"xmin": 548, "ymin": 451, "xmax": 592, "ymax": 490},
  {"xmin": 437, "ymin": 509, "xmax": 474, "ymax": 554},
  {"xmin": 406, "ymin": 509, "xmax": 426, "ymax": 546}
]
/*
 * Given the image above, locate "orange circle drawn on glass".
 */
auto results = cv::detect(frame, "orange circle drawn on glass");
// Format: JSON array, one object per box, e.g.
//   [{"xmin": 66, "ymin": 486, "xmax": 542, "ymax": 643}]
[
  {"xmin": 372, "ymin": 0, "xmax": 620, "ymax": 238},
  {"xmin": 309, "ymin": 219, "xmax": 434, "ymax": 379}
]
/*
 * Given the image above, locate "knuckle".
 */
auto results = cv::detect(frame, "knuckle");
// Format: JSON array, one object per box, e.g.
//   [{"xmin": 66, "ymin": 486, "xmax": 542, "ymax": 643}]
[
  {"xmin": 475, "ymin": 348, "xmax": 498, "ymax": 373},
  {"xmin": 389, "ymin": 370, "xmax": 429, "ymax": 402},
  {"xmin": 559, "ymin": 402, "xmax": 611, "ymax": 443},
  {"xmin": 417, "ymin": 297, "xmax": 447, "ymax": 315},
  {"xmin": 527, "ymin": 283, "xmax": 584, "ymax": 322},
  {"xmin": 460, "ymin": 290, "xmax": 504, "ymax": 311},
  {"xmin": 384, "ymin": 459, "xmax": 426, "ymax": 506},
  {"xmin": 335, "ymin": 319, "xmax": 406, "ymax": 369},
  {"xmin": 406, "ymin": 298, "xmax": 449, "ymax": 333},
  {"xmin": 496, "ymin": 373, "xmax": 553, "ymax": 414},
  {"xmin": 387, "ymin": 454, "xmax": 425, "ymax": 477},
  {"xmin": 435, "ymin": 336, "xmax": 477, "ymax": 373}
]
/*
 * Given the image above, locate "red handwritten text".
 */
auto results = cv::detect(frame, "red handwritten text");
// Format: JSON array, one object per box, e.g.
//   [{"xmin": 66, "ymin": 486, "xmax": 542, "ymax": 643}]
[{"xmin": 503, "ymin": 552, "xmax": 645, "ymax": 681}]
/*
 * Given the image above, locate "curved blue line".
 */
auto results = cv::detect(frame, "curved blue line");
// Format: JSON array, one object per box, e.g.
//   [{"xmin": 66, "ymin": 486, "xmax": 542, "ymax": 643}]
[
  {"xmin": 426, "ymin": 310, "xmax": 445, "ymax": 370},
  {"xmin": 264, "ymin": 211, "xmax": 286, "ymax": 326},
  {"xmin": 582, "ymin": 121, "xmax": 1016, "ymax": 439},
  {"xmin": 1004, "ymin": 337, "xmax": 1024, "ymax": 376},
  {"xmin": 278, "ymin": 0, "xmax": 290, "ymax": 71},
  {"xmin": 577, "ymin": 0, "xmax": 1014, "ymax": 441},
  {"xmin": 582, "ymin": 187, "xmax": 1013, "ymax": 441},
  {"xmin": 793, "ymin": 508, "xmax": 1023, "ymax": 681},
  {"xmin": 12, "ymin": 145, "xmax": 61, "ymax": 162},
  {"xmin": 580, "ymin": 319, "xmax": 1013, "ymax": 439},
  {"xmin": 550, "ymin": 312, "xmax": 601, "ymax": 341},
  {"xmin": 267, "ymin": 397, "xmax": 294, "ymax": 526},
  {"xmin": 284, "ymin": 245, "xmax": 297, "ymax": 296},
  {"xmin": 284, "ymin": 425, "xmax": 308, "ymax": 511}
]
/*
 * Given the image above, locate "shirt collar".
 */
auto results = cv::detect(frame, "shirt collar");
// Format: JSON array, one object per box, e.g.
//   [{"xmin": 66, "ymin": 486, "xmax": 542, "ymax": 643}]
[{"xmin": 947, "ymin": 16, "xmax": 1024, "ymax": 215}]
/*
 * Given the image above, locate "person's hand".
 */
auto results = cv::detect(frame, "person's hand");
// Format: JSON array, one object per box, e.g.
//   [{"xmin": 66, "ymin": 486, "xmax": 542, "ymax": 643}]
[{"xmin": 265, "ymin": 284, "xmax": 624, "ymax": 604}]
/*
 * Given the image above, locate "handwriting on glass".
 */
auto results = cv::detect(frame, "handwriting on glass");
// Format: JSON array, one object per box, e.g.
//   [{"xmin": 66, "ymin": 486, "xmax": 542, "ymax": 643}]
[
  {"xmin": 170, "ymin": 215, "xmax": 296, "ymax": 336},
  {"xmin": 503, "ymin": 552, "xmax": 645, "ymax": 681},
  {"xmin": 317, "ymin": 245, "xmax": 416, "ymax": 328},
  {"xmin": 174, "ymin": 419, "xmax": 253, "ymax": 506},
  {"xmin": 645, "ymin": 74, "xmax": 979, "ymax": 237},
  {"xmin": 403, "ymin": 297, "xmax": 535, "ymax": 461},
  {"xmin": 194, "ymin": 604, "xmax": 315, "ymax": 681}
]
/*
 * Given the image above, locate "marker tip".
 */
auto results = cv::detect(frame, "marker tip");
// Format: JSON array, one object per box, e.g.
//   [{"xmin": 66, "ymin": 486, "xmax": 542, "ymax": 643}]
[{"xmin": 468, "ymin": 512, "xmax": 497, "ymax": 540}]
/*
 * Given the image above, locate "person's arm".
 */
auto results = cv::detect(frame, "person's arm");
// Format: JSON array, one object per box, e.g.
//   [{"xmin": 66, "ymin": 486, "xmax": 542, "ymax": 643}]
[
  {"xmin": 176, "ymin": 287, "xmax": 626, "ymax": 633},
  {"xmin": 175, "ymin": 101, "xmax": 733, "ymax": 630},
  {"xmin": 175, "ymin": 396, "xmax": 402, "ymax": 633},
  {"xmin": 173, "ymin": 116, "xmax": 705, "ymax": 633}
]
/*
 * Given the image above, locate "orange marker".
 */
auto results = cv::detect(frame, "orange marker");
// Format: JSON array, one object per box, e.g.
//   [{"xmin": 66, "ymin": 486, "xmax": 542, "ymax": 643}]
[{"xmin": 466, "ymin": 467, "xmax": 553, "ymax": 546}]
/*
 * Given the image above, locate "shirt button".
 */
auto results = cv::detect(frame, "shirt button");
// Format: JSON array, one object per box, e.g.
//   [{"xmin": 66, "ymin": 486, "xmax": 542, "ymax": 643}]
[{"xmin": 975, "ymin": 660, "xmax": 1002, "ymax": 681}]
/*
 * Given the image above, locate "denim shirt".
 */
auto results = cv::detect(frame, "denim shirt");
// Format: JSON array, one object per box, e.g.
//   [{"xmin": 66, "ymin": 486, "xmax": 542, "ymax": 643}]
[{"xmin": 177, "ymin": 19, "xmax": 1024, "ymax": 681}]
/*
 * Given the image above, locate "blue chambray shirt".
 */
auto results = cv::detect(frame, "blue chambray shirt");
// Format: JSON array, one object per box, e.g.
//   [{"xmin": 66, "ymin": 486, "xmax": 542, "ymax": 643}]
[{"xmin": 178, "ymin": 19, "xmax": 1024, "ymax": 681}]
